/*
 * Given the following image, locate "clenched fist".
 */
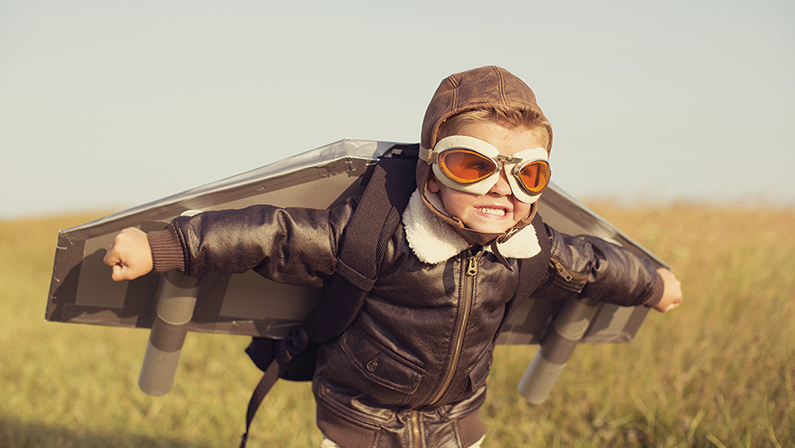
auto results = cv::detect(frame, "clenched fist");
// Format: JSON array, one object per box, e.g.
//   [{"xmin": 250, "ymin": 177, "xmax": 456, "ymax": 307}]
[{"xmin": 103, "ymin": 227, "xmax": 153, "ymax": 282}]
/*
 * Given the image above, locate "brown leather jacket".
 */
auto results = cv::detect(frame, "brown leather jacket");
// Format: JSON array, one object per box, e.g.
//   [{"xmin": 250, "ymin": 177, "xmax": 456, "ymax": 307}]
[{"xmin": 148, "ymin": 194, "xmax": 662, "ymax": 448}]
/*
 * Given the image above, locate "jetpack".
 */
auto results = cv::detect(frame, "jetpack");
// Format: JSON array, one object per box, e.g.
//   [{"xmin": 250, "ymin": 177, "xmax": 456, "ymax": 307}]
[{"xmin": 46, "ymin": 138, "xmax": 669, "ymax": 404}]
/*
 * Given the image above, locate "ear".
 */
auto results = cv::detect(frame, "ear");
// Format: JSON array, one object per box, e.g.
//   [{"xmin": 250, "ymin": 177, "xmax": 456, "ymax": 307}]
[{"xmin": 427, "ymin": 175, "xmax": 441, "ymax": 193}]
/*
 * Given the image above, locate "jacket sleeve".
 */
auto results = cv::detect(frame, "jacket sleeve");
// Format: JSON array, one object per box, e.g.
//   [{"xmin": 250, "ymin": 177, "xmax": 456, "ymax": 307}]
[
  {"xmin": 146, "ymin": 200, "xmax": 356, "ymax": 288},
  {"xmin": 534, "ymin": 224, "xmax": 663, "ymax": 308}
]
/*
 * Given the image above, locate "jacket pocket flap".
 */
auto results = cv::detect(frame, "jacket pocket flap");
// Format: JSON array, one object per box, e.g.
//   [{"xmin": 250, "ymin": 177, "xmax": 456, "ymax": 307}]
[{"xmin": 340, "ymin": 329, "xmax": 424, "ymax": 394}]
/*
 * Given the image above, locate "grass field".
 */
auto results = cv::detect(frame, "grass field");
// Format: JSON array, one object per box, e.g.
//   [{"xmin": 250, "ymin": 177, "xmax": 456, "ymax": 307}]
[{"xmin": 1, "ymin": 202, "xmax": 793, "ymax": 447}]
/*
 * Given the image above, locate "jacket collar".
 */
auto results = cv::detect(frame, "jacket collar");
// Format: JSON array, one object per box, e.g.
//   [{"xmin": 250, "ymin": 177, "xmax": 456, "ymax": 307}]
[{"xmin": 402, "ymin": 189, "xmax": 542, "ymax": 264}]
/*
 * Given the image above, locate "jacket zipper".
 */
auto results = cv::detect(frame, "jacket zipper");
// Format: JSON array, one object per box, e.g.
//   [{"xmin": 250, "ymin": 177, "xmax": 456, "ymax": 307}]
[
  {"xmin": 550, "ymin": 259, "xmax": 589, "ymax": 284},
  {"xmin": 426, "ymin": 249, "xmax": 481, "ymax": 407},
  {"xmin": 550, "ymin": 260, "xmax": 575, "ymax": 282},
  {"xmin": 411, "ymin": 410, "xmax": 421, "ymax": 447}
]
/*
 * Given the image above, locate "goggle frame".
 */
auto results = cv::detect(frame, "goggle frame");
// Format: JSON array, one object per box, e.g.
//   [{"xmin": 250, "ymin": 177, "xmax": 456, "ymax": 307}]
[{"xmin": 421, "ymin": 135, "xmax": 551, "ymax": 204}]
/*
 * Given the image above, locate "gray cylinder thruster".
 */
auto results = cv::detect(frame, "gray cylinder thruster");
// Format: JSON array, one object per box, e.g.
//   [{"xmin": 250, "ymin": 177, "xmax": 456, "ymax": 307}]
[
  {"xmin": 138, "ymin": 271, "xmax": 201, "ymax": 396},
  {"xmin": 518, "ymin": 298, "xmax": 600, "ymax": 404}
]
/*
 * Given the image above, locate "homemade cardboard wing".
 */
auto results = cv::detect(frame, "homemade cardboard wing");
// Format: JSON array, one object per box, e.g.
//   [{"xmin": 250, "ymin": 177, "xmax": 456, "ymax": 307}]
[{"xmin": 46, "ymin": 139, "xmax": 669, "ymax": 402}]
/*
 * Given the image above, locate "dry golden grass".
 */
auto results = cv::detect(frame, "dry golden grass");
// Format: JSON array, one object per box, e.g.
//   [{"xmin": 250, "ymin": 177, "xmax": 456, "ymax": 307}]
[
  {"xmin": 1, "ymin": 202, "xmax": 793, "ymax": 447},
  {"xmin": 485, "ymin": 201, "xmax": 795, "ymax": 447}
]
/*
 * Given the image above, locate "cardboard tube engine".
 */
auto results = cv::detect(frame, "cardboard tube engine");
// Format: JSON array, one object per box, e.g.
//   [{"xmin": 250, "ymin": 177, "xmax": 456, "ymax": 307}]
[
  {"xmin": 139, "ymin": 271, "xmax": 201, "ymax": 396},
  {"xmin": 517, "ymin": 298, "xmax": 600, "ymax": 404}
]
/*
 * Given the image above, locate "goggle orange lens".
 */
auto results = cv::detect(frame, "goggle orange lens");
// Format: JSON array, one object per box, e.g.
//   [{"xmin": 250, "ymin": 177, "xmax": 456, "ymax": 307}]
[
  {"xmin": 517, "ymin": 162, "xmax": 551, "ymax": 195},
  {"xmin": 438, "ymin": 149, "xmax": 498, "ymax": 183}
]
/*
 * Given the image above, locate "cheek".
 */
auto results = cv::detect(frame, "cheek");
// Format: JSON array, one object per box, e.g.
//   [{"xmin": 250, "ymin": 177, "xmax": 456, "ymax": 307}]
[
  {"xmin": 439, "ymin": 188, "xmax": 478, "ymax": 217},
  {"xmin": 515, "ymin": 201, "xmax": 533, "ymax": 219}
]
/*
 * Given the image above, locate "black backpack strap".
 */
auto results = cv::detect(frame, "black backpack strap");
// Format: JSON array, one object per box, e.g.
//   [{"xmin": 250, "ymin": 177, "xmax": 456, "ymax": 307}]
[
  {"xmin": 240, "ymin": 335, "xmax": 319, "ymax": 447},
  {"xmin": 493, "ymin": 211, "xmax": 553, "ymax": 340},
  {"xmin": 240, "ymin": 148, "xmax": 418, "ymax": 447},
  {"xmin": 303, "ymin": 154, "xmax": 417, "ymax": 343},
  {"xmin": 239, "ymin": 356, "xmax": 280, "ymax": 448}
]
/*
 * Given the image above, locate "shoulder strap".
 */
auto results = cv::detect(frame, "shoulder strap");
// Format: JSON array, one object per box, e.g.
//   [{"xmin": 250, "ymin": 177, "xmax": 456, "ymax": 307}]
[
  {"xmin": 303, "ymin": 151, "xmax": 418, "ymax": 343},
  {"xmin": 493, "ymin": 212, "xmax": 552, "ymax": 341},
  {"xmin": 239, "ymin": 146, "xmax": 418, "ymax": 447}
]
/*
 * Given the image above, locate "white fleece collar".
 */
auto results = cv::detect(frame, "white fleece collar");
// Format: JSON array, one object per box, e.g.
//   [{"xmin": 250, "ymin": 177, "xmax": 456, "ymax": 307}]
[{"xmin": 402, "ymin": 189, "xmax": 542, "ymax": 264}]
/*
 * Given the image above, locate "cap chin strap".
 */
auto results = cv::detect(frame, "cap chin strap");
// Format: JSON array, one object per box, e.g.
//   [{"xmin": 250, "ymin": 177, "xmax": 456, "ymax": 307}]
[{"xmin": 419, "ymin": 185, "xmax": 538, "ymax": 271}]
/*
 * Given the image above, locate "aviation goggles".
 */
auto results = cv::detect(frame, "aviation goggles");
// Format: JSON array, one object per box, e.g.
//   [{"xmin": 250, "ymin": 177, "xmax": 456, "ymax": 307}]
[{"xmin": 421, "ymin": 135, "xmax": 551, "ymax": 204}]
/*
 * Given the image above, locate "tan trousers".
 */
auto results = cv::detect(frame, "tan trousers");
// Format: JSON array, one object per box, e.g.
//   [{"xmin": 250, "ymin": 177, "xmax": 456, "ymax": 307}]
[{"xmin": 320, "ymin": 435, "xmax": 486, "ymax": 448}]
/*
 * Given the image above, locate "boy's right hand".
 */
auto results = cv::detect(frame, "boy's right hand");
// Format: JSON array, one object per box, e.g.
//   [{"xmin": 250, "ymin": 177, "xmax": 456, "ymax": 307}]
[{"xmin": 103, "ymin": 227, "xmax": 154, "ymax": 282}]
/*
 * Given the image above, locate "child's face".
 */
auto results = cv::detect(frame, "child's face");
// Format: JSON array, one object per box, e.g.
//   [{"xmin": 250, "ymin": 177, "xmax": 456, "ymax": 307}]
[{"xmin": 427, "ymin": 121, "xmax": 545, "ymax": 234}]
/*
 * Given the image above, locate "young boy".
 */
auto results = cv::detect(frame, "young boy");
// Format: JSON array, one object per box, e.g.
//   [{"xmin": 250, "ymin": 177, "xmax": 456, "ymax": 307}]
[{"xmin": 104, "ymin": 66, "xmax": 682, "ymax": 448}]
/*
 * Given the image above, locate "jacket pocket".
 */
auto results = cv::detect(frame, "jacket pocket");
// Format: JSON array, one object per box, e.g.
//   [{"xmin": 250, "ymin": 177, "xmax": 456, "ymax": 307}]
[
  {"xmin": 533, "ymin": 225, "xmax": 590, "ymax": 300},
  {"xmin": 548, "ymin": 257, "xmax": 588, "ymax": 293},
  {"xmin": 468, "ymin": 345, "xmax": 493, "ymax": 392},
  {"xmin": 325, "ymin": 325, "xmax": 425, "ymax": 406},
  {"xmin": 533, "ymin": 257, "xmax": 589, "ymax": 301}
]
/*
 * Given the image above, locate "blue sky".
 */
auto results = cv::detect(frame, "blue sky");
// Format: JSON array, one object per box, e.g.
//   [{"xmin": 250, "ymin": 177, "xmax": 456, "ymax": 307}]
[{"xmin": 2, "ymin": 0, "xmax": 794, "ymax": 218}]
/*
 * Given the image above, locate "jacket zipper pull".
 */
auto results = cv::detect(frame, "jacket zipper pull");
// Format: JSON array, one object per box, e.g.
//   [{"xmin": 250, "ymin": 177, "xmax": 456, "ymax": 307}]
[
  {"xmin": 467, "ymin": 252, "xmax": 480, "ymax": 276},
  {"xmin": 551, "ymin": 260, "xmax": 574, "ymax": 282}
]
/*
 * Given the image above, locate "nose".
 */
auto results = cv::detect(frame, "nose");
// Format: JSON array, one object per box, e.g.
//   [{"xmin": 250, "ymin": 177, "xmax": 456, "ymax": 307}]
[{"xmin": 488, "ymin": 168, "xmax": 512, "ymax": 196}]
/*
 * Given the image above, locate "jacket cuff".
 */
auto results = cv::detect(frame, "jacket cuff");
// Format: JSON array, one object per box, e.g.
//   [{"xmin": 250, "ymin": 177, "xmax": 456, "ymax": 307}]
[
  {"xmin": 147, "ymin": 224, "xmax": 186, "ymax": 274},
  {"xmin": 643, "ymin": 272, "xmax": 664, "ymax": 308}
]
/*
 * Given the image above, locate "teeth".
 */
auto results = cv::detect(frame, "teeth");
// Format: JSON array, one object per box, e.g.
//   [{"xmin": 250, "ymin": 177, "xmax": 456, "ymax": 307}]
[{"xmin": 478, "ymin": 207, "xmax": 506, "ymax": 216}]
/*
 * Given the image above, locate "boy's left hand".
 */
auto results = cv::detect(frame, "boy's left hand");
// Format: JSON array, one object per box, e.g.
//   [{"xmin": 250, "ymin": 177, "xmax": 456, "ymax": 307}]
[{"xmin": 654, "ymin": 268, "xmax": 683, "ymax": 312}]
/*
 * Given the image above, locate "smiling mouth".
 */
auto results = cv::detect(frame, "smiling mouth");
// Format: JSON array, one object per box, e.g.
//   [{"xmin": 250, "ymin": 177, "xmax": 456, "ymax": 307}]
[{"xmin": 477, "ymin": 206, "xmax": 507, "ymax": 216}]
